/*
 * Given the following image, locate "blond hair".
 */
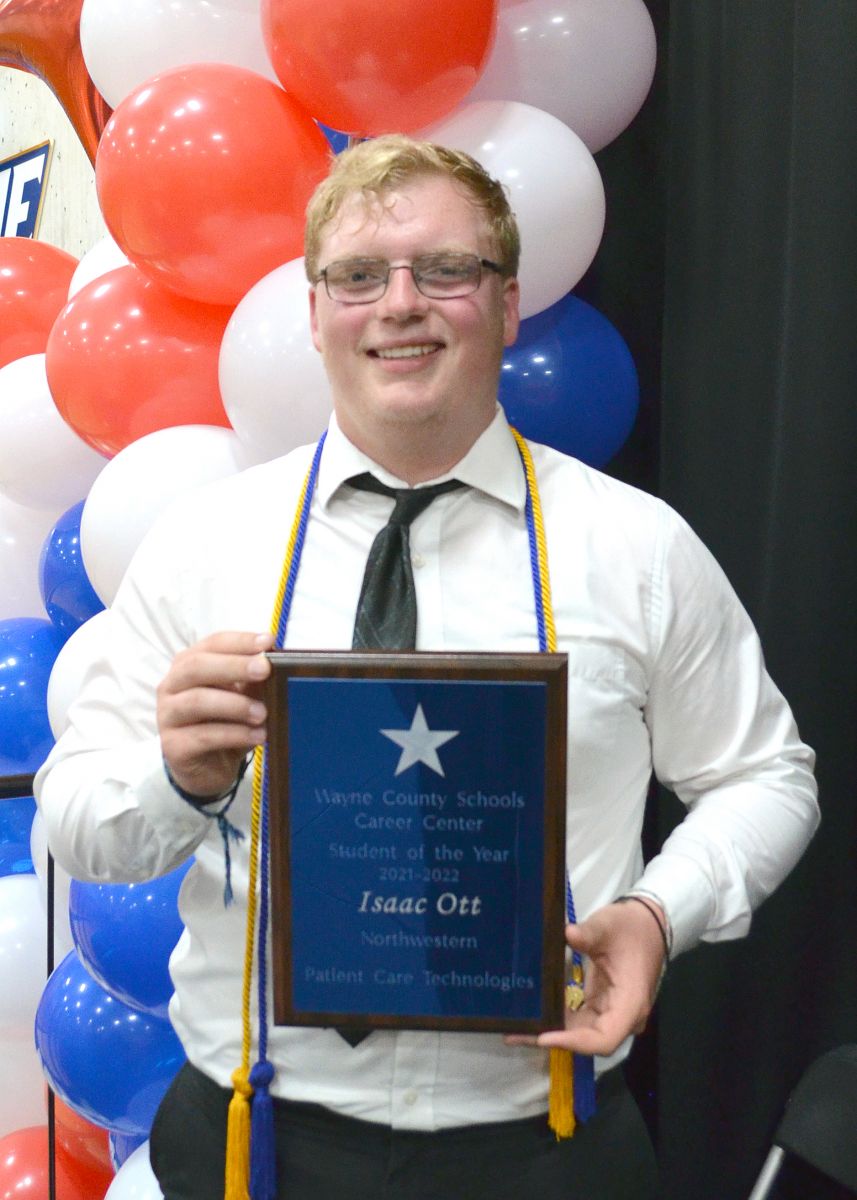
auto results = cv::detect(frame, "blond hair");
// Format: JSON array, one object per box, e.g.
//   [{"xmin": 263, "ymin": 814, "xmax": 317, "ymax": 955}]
[{"xmin": 304, "ymin": 134, "xmax": 520, "ymax": 281}]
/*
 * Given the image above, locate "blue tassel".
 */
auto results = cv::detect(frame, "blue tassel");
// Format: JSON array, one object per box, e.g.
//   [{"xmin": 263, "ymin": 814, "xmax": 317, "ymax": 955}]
[
  {"xmin": 218, "ymin": 816, "xmax": 245, "ymax": 906},
  {"xmin": 249, "ymin": 1060, "xmax": 276, "ymax": 1200},
  {"xmin": 573, "ymin": 1053, "xmax": 597, "ymax": 1123}
]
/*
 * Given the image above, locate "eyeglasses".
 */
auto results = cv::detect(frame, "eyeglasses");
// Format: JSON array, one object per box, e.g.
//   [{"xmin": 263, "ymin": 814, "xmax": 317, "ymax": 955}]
[{"xmin": 316, "ymin": 252, "xmax": 505, "ymax": 304}]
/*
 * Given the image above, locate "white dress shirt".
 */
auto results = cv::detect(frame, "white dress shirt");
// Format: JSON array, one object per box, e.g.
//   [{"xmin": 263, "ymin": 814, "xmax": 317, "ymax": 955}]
[{"xmin": 35, "ymin": 409, "xmax": 818, "ymax": 1130}]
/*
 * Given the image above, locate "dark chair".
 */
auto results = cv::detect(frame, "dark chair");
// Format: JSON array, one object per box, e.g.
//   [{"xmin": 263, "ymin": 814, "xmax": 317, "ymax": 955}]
[{"xmin": 748, "ymin": 1045, "xmax": 857, "ymax": 1199}]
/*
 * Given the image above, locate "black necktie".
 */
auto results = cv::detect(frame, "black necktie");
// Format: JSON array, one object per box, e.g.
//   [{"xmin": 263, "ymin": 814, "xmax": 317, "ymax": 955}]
[
  {"xmin": 350, "ymin": 473, "xmax": 464, "ymax": 651},
  {"xmin": 337, "ymin": 472, "xmax": 463, "ymax": 1048}
]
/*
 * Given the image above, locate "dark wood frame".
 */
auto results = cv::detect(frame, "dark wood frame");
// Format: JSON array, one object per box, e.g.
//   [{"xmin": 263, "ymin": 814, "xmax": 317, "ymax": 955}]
[
  {"xmin": 262, "ymin": 650, "xmax": 568, "ymax": 1034},
  {"xmin": 0, "ymin": 773, "xmax": 35, "ymax": 800}
]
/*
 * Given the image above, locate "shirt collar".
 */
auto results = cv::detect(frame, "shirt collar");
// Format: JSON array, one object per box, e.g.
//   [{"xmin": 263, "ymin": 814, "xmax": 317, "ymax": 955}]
[{"xmin": 315, "ymin": 408, "xmax": 526, "ymax": 513}]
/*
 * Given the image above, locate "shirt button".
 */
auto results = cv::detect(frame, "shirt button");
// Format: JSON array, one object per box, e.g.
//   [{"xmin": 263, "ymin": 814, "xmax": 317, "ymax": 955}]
[
  {"xmin": 403, "ymin": 1090, "xmax": 419, "ymax": 1106},
  {"xmin": 412, "ymin": 554, "xmax": 425, "ymax": 569}
]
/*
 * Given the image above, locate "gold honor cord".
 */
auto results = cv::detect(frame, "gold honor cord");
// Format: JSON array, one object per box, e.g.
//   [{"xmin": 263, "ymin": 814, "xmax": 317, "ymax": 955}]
[
  {"xmin": 511, "ymin": 428, "xmax": 577, "ymax": 1139},
  {"xmin": 225, "ymin": 460, "xmax": 316, "ymax": 1200}
]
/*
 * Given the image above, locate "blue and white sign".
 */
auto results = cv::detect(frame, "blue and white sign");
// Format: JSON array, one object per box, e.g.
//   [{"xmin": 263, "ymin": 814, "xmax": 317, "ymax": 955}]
[
  {"xmin": 1, "ymin": 141, "xmax": 52, "ymax": 238},
  {"xmin": 274, "ymin": 667, "xmax": 566, "ymax": 1031}
]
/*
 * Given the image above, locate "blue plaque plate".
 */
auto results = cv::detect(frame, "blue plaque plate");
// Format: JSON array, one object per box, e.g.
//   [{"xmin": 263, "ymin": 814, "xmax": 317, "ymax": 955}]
[{"xmin": 265, "ymin": 652, "xmax": 567, "ymax": 1033}]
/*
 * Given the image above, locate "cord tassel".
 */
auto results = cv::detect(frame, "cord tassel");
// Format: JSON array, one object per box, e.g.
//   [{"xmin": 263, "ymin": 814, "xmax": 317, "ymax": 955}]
[
  {"xmin": 249, "ymin": 1061, "xmax": 276, "ymax": 1200},
  {"xmin": 548, "ymin": 1047, "xmax": 576, "ymax": 1139},
  {"xmin": 224, "ymin": 1066, "xmax": 253, "ymax": 1200},
  {"xmin": 573, "ymin": 1053, "xmax": 597, "ymax": 1123}
]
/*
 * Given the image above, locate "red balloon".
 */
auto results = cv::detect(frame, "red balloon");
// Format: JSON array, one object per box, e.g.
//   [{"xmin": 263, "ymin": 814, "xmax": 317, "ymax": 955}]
[
  {"xmin": 95, "ymin": 63, "xmax": 331, "ymax": 306},
  {"xmin": 261, "ymin": 0, "xmax": 498, "ymax": 135},
  {"xmin": 0, "ymin": 237, "xmax": 78, "ymax": 369},
  {"xmin": 0, "ymin": 0, "xmax": 112, "ymax": 165},
  {"xmin": 46, "ymin": 264, "xmax": 233, "ymax": 456},
  {"xmin": 0, "ymin": 1125, "xmax": 113, "ymax": 1199},
  {"xmin": 53, "ymin": 1095, "xmax": 112, "ymax": 1176}
]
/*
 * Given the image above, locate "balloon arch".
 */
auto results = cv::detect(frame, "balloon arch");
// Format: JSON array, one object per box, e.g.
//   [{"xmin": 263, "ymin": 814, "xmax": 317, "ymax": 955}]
[{"xmin": 0, "ymin": 1, "xmax": 655, "ymax": 1195}]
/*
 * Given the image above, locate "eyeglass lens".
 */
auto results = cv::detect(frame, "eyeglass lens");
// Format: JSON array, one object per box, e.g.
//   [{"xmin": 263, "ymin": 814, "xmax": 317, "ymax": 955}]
[{"xmin": 323, "ymin": 253, "xmax": 485, "ymax": 302}]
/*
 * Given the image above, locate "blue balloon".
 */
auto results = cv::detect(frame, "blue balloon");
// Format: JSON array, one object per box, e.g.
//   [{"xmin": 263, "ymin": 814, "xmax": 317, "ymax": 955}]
[
  {"xmin": 38, "ymin": 501, "xmax": 105, "ymax": 640},
  {"xmin": 109, "ymin": 1130, "xmax": 147, "ymax": 1171},
  {"xmin": 35, "ymin": 950, "xmax": 187, "ymax": 1136},
  {"xmin": 0, "ymin": 617, "xmax": 65, "ymax": 774},
  {"xmin": 499, "ymin": 293, "xmax": 640, "ymax": 468},
  {"xmin": 317, "ymin": 121, "xmax": 349, "ymax": 154},
  {"xmin": 0, "ymin": 794, "xmax": 36, "ymax": 876},
  {"xmin": 69, "ymin": 860, "xmax": 192, "ymax": 1018}
]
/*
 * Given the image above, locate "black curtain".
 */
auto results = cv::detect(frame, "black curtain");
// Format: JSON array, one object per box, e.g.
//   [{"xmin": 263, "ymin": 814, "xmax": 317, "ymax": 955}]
[{"xmin": 585, "ymin": 3, "xmax": 857, "ymax": 1197}]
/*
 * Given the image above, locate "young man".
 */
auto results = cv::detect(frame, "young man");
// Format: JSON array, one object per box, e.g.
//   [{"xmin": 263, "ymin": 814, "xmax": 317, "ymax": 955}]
[{"xmin": 36, "ymin": 136, "xmax": 818, "ymax": 1199}]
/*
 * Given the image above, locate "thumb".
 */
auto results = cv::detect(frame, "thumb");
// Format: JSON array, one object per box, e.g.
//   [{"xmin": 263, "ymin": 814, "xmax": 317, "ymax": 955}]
[{"xmin": 564, "ymin": 919, "xmax": 595, "ymax": 956}]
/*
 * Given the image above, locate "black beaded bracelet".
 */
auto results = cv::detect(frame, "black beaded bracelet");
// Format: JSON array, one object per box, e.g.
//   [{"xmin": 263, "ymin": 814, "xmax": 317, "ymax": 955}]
[
  {"xmin": 616, "ymin": 893, "xmax": 671, "ymax": 961},
  {"xmin": 163, "ymin": 757, "xmax": 246, "ymax": 808}
]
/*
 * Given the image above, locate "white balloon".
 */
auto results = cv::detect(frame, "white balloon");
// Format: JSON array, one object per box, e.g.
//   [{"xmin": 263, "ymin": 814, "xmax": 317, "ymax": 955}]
[
  {"xmin": 0, "ymin": 1033, "xmax": 48, "ymax": 1136},
  {"xmin": 47, "ymin": 610, "xmax": 113, "ymax": 739},
  {"xmin": 69, "ymin": 233, "xmax": 130, "ymax": 299},
  {"xmin": 419, "ymin": 101, "xmax": 606, "ymax": 318},
  {"xmin": 81, "ymin": 0, "xmax": 278, "ymax": 110},
  {"xmin": 30, "ymin": 812, "xmax": 76, "ymax": 965},
  {"xmin": 80, "ymin": 424, "xmax": 253, "ymax": 605},
  {"xmin": 0, "ymin": 495, "xmax": 58, "ymax": 620},
  {"xmin": 467, "ymin": 0, "xmax": 657, "ymax": 153},
  {"xmin": 0, "ymin": 875, "xmax": 50, "ymax": 1035},
  {"xmin": 105, "ymin": 1142, "xmax": 163, "ymax": 1199},
  {"xmin": 219, "ymin": 257, "xmax": 333, "ymax": 464},
  {"xmin": 0, "ymin": 354, "xmax": 107, "ymax": 512}
]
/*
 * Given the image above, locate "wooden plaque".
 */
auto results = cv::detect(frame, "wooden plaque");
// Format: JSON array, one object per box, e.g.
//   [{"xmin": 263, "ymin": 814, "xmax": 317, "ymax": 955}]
[{"xmin": 263, "ymin": 651, "xmax": 567, "ymax": 1034}]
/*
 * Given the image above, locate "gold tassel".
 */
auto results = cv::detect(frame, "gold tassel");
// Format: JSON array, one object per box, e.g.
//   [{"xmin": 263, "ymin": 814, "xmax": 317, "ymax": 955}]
[
  {"xmin": 548, "ymin": 1046, "xmax": 576, "ymax": 1139},
  {"xmin": 224, "ymin": 1066, "xmax": 253, "ymax": 1200}
]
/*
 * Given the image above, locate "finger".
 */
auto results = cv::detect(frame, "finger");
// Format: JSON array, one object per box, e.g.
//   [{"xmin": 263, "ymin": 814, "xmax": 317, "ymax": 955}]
[
  {"xmin": 564, "ymin": 920, "xmax": 596, "ymax": 956},
  {"xmin": 535, "ymin": 1027, "xmax": 619, "ymax": 1055},
  {"xmin": 164, "ymin": 630, "xmax": 274, "ymax": 686},
  {"xmin": 194, "ymin": 631, "xmax": 275, "ymax": 655},
  {"xmin": 504, "ymin": 1002, "xmax": 608, "ymax": 1053},
  {"xmin": 162, "ymin": 720, "xmax": 267, "ymax": 762},
  {"xmin": 160, "ymin": 688, "xmax": 267, "ymax": 732},
  {"xmin": 506, "ymin": 1024, "xmax": 618, "ymax": 1056},
  {"xmin": 541, "ymin": 1003, "xmax": 629, "ymax": 1055},
  {"xmin": 162, "ymin": 648, "xmax": 272, "ymax": 696},
  {"xmin": 544, "ymin": 995, "xmax": 649, "ymax": 1056}
]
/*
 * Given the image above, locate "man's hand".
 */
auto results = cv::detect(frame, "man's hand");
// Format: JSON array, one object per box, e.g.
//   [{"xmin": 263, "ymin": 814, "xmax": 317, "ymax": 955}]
[
  {"xmin": 157, "ymin": 631, "xmax": 275, "ymax": 798},
  {"xmin": 505, "ymin": 899, "xmax": 667, "ymax": 1057}
]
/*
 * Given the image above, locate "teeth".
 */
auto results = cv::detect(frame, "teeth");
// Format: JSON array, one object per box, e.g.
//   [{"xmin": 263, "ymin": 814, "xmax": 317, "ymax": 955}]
[{"xmin": 375, "ymin": 344, "xmax": 438, "ymax": 359}]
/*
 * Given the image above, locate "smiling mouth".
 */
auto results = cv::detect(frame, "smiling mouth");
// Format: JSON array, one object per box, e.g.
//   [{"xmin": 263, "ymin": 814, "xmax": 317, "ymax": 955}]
[{"xmin": 370, "ymin": 343, "xmax": 442, "ymax": 360}]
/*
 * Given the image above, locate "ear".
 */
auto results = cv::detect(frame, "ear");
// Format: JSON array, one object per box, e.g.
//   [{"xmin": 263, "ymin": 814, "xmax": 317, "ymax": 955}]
[
  {"xmin": 502, "ymin": 277, "xmax": 521, "ymax": 348},
  {"xmin": 309, "ymin": 286, "xmax": 323, "ymax": 353}
]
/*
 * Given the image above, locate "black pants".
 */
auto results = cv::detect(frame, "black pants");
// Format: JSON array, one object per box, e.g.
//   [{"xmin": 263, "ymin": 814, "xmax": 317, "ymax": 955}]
[{"xmin": 150, "ymin": 1061, "xmax": 659, "ymax": 1200}]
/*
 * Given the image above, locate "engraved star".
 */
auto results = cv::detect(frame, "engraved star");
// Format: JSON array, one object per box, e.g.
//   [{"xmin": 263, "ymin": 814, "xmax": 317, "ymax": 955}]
[{"xmin": 380, "ymin": 704, "xmax": 459, "ymax": 778}]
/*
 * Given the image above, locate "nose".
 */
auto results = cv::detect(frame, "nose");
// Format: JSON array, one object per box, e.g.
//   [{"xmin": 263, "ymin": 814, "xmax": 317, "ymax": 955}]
[{"xmin": 377, "ymin": 264, "xmax": 429, "ymax": 319}]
